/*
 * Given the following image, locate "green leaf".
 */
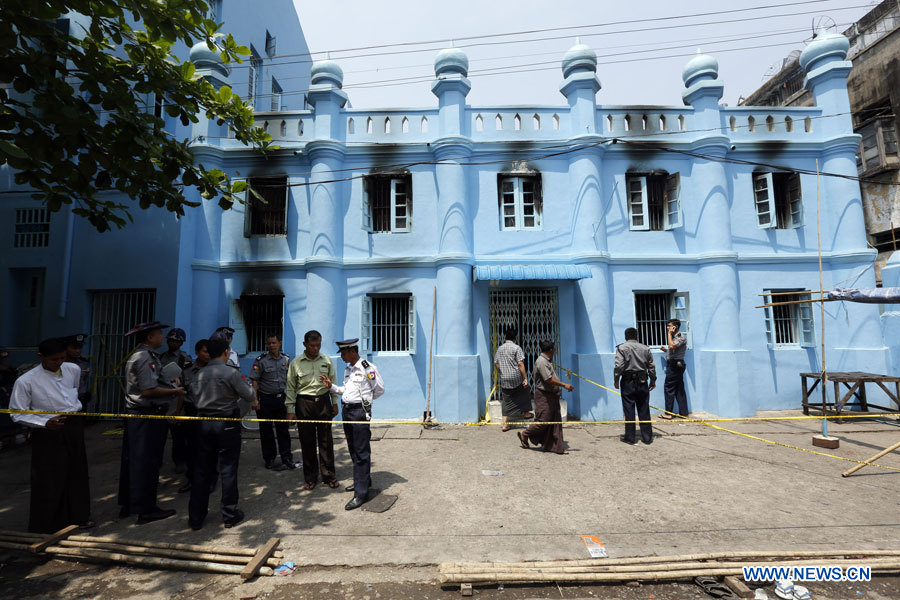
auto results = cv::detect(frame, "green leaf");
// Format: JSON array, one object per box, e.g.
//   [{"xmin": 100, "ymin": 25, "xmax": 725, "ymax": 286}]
[{"xmin": 0, "ymin": 139, "xmax": 27, "ymax": 159}]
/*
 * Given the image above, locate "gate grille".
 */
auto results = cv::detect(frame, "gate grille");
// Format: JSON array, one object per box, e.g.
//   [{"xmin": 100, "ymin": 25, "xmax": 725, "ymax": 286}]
[
  {"xmin": 488, "ymin": 288, "xmax": 560, "ymax": 402},
  {"xmin": 90, "ymin": 289, "xmax": 156, "ymax": 414}
]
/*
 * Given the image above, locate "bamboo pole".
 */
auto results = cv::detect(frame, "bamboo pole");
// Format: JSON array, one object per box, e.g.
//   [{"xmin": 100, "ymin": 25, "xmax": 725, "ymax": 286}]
[
  {"xmin": 51, "ymin": 539, "xmax": 281, "ymax": 567},
  {"xmin": 65, "ymin": 534, "xmax": 282, "ymax": 557},
  {"xmin": 755, "ymin": 297, "xmax": 833, "ymax": 309},
  {"xmin": 441, "ymin": 557, "xmax": 900, "ymax": 575},
  {"xmin": 440, "ymin": 561, "xmax": 900, "ymax": 584},
  {"xmin": 0, "ymin": 531, "xmax": 283, "ymax": 559},
  {"xmin": 816, "ymin": 158, "xmax": 828, "ymax": 438},
  {"xmin": 758, "ymin": 290, "xmax": 829, "ymax": 296},
  {"xmin": 842, "ymin": 440, "xmax": 900, "ymax": 477},
  {"xmin": 440, "ymin": 549, "xmax": 900, "ymax": 570},
  {"xmin": 0, "ymin": 541, "xmax": 273, "ymax": 576},
  {"xmin": 424, "ymin": 285, "xmax": 437, "ymax": 423}
]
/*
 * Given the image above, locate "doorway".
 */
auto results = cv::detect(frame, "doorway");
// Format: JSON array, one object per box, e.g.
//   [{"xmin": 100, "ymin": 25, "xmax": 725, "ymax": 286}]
[{"xmin": 488, "ymin": 287, "xmax": 560, "ymax": 400}]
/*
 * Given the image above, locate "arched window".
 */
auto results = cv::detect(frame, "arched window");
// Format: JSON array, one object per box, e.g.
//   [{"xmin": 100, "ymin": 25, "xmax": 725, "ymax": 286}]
[
  {"xmin": 298, "ymin": 119, "xmax": 304, "ymax": 136},
  {"xmin": 624, "ymin": 114, "xmax": 632, "ymax": 132},
  {"xmin": 785, "ymin": 116, "xmax": 793, "ymax": 132},
  {"xmin": 384, "ymin": 117, "xmax": 391, "ymax": 134},
  {"xmin": 641, "ymin": 114, "xmax": 648, "ymax": 130},
  {"xmin": 533, "ymin": 114, "xmax": 540, "ymax": 130},
  {"xmin": 552, "ymin": 114, "xmax": 560, "ymax": 130},
  {"xmin": 263, "ymin": 120, "xmax": 269, "ymax": 133},
  {"xmin": 514, "ymin": 114, "xmax": 521, "ymax": 131},
  {"xmin": 804, "ymin": 117, "xmax": 812, "ymax": 133},
  {"xmin": 607, "ymin": 115, "xmax": 614, "ymax": 132},
  {"xmin": 729, "ymin": 116, "xmax": 737, "ymax": 131},
  {"xmin": 401, "ymin": 116, "xmax": 409, "ymax": 133},
  {"xmin": 421, "ymin": 116, "xmax": 429, "ymax": 133},
  {"xmin": 659, "ymin": 115, "xmax": 667, "ymax": 131},
  {"xmin": 279, "ymin": 120, "xmax": 286, "ymax": 137},
  {"xmin": 495, "ymin": 114, "xmax": 503, "ymax": 130},
  {"xmin": 348, "ymin": 118, "xmax": 355, "ymax": 134},
  {"xmin": 766, "ymin": 115, "xmax": 775, "ymax": 132},
  {"xmin": 748, "ymin": 116, "xmax": 756, "ymax": 132},
  {"xmin": 475, "ymin": 114, "xmax": 483, "ymax": 132},
  {"xmin": 678, "ymin": 115, "xmax": 685, "ymax": 131},
  {"xmin": 366, "ymin": 117, "xmax": 373, "ymax": 134}
]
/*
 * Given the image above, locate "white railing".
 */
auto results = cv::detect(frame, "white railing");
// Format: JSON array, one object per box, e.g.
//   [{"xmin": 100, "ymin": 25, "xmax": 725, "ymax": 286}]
[{"xmin": 720, "ymin": 107, "xmax": 823, "ymax": 138}]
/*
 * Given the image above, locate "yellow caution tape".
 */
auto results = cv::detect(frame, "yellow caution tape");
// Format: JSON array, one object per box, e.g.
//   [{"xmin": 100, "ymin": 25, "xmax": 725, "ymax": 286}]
[{"xmin": 554, "ymin": 362, "xmax": 900, "ymax": 473}]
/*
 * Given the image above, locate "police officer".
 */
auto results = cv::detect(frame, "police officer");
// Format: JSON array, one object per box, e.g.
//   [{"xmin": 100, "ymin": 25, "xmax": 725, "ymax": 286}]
[
  {"xmin": 175, "ymin": 339, "xmax": 211, "ymax": 493},
  {"xmin": 188, "ymin": 335, "xmax": 257, "ymax": 530},
  {"xmin": 614, "ymin": 327, "xmax": 657, "ymax": 446},
  {"xmin": 249, "ymin": 333, "xmax": 294, "ymax": 470},
  {"xmin": 160, "ymin": 328, "xmax": 193, "ymax": 474},
  {"xmin": 118, "ymin": 322, "xmax": 185, "ymax": 523},
  {"xmin": 62, "ymin": 334, "xmax": 92, "ymax": 409},
  {"xmin": 320, "ymin": 338, "xmax": 384, "ymax": 510},
  {"xmin": 215, "ymin": 327, "xmax": 239, "ymax": 367}
]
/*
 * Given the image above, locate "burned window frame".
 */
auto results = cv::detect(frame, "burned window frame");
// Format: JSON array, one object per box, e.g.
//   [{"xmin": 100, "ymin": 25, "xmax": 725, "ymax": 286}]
[
  {"xmin": 753, "ymin": 171, "xmax": 802, "ymax": 230},
  {"xmin": 362, "ymin": 173, "xmax": 412, "ymax": 233},
  {"xmin": 497, "ymin": 172, "xmax": 543, "ymax": 231},
  {"xmin": 625, "ymin": 171, "xmax": 681, "ymax": 231},
  {"xmin": 244, "ymin": 175, "xmax": 289, "ymax": 237}
]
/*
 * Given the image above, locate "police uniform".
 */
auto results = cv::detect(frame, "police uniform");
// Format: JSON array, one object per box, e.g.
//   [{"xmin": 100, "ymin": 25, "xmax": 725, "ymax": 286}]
[
  {"xmin": 328, "ymin": 339, "xmax": 385, "ymax": 509},
  {"xmin": 188, "ymin": 360, "xmax": 255, "ymax": 530},
  {"xmin": 62, "ymin": 334, "xmax": 92, "ymax": 408},
  {"xmin": 215, "ymin": 327, "xmax": 240, "ymax": 367},
  {"xmin": 160, "ymin": 328, "xmax": 193, "ymax": 473},
  {"xmin": 117, "ymin": 322, "xmax": 179, "ymax": 522},
  {"xmin": 614, "ymin": 337, "xmax": 657, "ymax": 445},
  {"xmin": 249, "ymin": 350, "xmax": 293, "ymax": 469}
]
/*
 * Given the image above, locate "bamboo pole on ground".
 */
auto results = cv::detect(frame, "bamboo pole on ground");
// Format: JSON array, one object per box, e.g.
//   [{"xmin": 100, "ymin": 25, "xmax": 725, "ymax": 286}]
[
  {"xmin": 440, "ymin": 549, "xmax": 900, "ymax": 571},
  {"xmin": 441, "ymin": 557, "xmax": 900, "ymax": 575},
  {"xmin": 0, "ymin": 531, "xmax": 283, "ymax": 558},
  {"xmin": 0, "ymin": 541, "xmax": 273, "ymax": 576},
  {"xmin": 440, "ymin": 560, "xmax": 900, "ymax": 584},
  {"xmin": 842, "ymin": 440, "xmax": 900, "ymax": 477},
  {"xmin": 52, "ymin": 539, "xmax": 281, "ymax": 567}
]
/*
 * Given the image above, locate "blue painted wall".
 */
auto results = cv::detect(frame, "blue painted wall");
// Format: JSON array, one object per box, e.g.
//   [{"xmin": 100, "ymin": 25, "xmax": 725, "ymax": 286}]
[{"xmin": 3, "ymin": 26, "xmax": 893, "ymax": 421}]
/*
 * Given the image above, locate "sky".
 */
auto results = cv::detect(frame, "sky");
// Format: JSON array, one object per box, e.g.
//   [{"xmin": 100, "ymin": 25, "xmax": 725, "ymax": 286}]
[{"xmin": 290, "ymin": 0, "xmax": 878, "ymax": 109}]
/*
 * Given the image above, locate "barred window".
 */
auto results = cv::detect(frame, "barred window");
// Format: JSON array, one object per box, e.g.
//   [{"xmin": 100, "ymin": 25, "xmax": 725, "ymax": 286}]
[
  {"xmin": 14, "ymin": 208, "xmax": 51, "ymax": 248},
  {"xmin": 634, "ymin": 291, "xmax": 691, "ymax": 348},
  {"xmin": 362, "ymin": 175, "xmax": 411, "ymax": 233},
  {"xmin": 361, "ymin": 293, "xmax": 416, "ymax": 353},
  {"xmin": 762, "ymin": 289, "xmax": 813, "ymax": 347},
  {"xmin": 499, "ymin": 175, "xmax": 541, "ymax": 231},
  {"xmin": 242, "ymin": 295, "xmax": 283, "ymax": 353},
  {"xmin": 247, "ymin": 176, "xmax": 288, "ymax": 236},
  {"xmin": 856, "ymin": 116, "xmax": 898, "ymax": 174},
  {"xmin": 247, "ymin": 47, "xmax": 261, "ymax": 104}
]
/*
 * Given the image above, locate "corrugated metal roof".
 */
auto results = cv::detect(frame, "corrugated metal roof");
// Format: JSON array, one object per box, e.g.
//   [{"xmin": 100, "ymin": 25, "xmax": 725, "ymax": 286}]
[{"xmin": 473, "ymin": 264, "xmax": 593, "ymax": 281}]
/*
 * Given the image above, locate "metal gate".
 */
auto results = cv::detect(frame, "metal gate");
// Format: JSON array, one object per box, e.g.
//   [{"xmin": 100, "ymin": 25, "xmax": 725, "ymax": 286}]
[
  {"xmin": 488, "ymin": 288, "xmax": 560, "ymax": 401},
  {"xmin": 90, "ymin": 289, "xmax": 156, "ymax": 414}
]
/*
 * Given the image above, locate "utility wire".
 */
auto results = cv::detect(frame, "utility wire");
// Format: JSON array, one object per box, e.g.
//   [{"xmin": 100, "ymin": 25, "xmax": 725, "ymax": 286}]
[{"xmin": 247, "ymin": 0, "xmax": 847, "ymax": 63}]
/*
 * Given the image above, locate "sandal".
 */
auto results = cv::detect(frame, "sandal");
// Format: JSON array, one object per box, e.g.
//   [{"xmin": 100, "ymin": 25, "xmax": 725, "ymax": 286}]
[
  {"xmin": 501, "ymin": 426, "xmax": 511, "ymax": 432},
  {"xmin": 517, "ymin": 431, "xmax": 529, "ymax": 449},
  {"xmin": 693, "ymin": 576, "xmax": 739, "ymax": 599},
  {"xmin": 658, "ymin": 413, "xmax": 674, "ymax": 420},
  {"xmin": 304, "ymin": 482, "xmax": 316, "ymax": 491},
  {"xmin": 326, "ymin": 480, "xmax": 340, "ymax": 489},
  {"xmin": 523, "ymin": 412, "xmax": 534, "ymax": 419}
]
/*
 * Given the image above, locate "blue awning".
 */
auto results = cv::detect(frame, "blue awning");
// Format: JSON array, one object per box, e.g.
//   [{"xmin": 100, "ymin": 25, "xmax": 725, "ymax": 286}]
[{"xmin": 473, "ymin": 264, "xmax": 593, "ymax": 281}]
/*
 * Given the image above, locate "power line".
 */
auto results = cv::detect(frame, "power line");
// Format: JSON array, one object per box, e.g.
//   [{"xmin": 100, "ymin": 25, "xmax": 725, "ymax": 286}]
[
  {"xmin": 226, "ymin": 2, "xmax": 868, "ymax": 73},
  {"xmin": 249, "ymin": 0, "xmax": 845, "ymax": 63}
]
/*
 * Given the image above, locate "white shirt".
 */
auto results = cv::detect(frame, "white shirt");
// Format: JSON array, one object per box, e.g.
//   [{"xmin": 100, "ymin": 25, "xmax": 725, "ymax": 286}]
[
  {"xmin": 329, "ymin": 359, "xmax": 385, "ymax": 406},
  {"xmin": 227, "ymin": 349, "xmax": 239, "ymax": 368},
  {"xmin": 10, "ymin": 362, "xmax": 82, "ymax": 428}
]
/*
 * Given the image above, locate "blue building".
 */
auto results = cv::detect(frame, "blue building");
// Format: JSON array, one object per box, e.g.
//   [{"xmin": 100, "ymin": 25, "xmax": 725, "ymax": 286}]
[{"xmin": 2, "ymin": 25, "xmax": 892, "ymax": 421}]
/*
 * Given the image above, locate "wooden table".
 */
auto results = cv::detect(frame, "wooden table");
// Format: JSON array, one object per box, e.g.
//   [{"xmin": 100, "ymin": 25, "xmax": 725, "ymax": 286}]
[{"xmin": 801, "ymin": 371, "xmax": 900, "ymax": 418}]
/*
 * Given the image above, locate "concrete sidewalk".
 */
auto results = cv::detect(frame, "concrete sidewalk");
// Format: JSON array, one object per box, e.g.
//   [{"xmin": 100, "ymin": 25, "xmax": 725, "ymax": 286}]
[{"xmin": 0, "ymin": 411, "xmax": 899, "ymax": 599}]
